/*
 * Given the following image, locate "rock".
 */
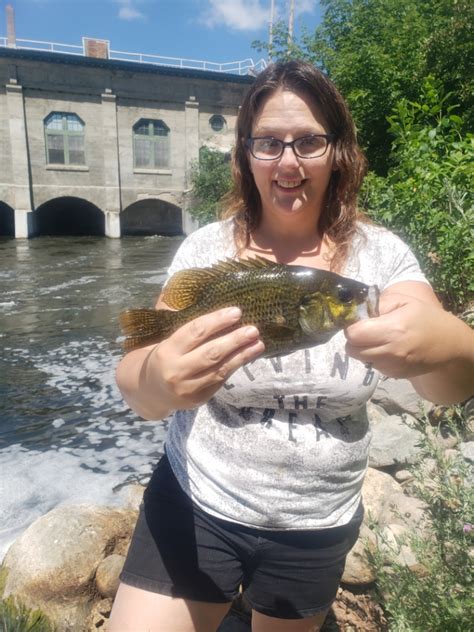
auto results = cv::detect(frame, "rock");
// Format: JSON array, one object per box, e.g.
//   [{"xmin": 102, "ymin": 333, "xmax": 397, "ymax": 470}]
[
  {"xmin": 378, "ymin": 524, "xmax": 421, "ymax": 571},
  {"xmin": 123, "ymin": 483, "xmax": 145, "ymax": 511},
  {"xmin": 380, "ymin": 493, "xmax": 427, "ymax": 531},
  {"xmin": 371, "ymin": 378, "xmax": 430, "ymax": 418},
  {"xmin": 366, "ymin": 401, "xmax": 390, "ymax": 424},
  {"xmin": 394, "ymin": 469, "xmax": 413, "ymax": 483},
  {"xmin": 426, "ymin": 424, "xmax": 458, "ymax": 450},
  {"xmin": 342, "ymin": 523, "xmax": 377, "ymax": 585},
  {"xmin": 96, "ymin": 554, "xmax": 125, "ymax": 598},
  {"xmin": 362, "ymin": 468, "xmax": 427, "ymax": 530},
  {"xmin": 362, "ymin": 468, "xmax": 403, "ymax": 524},
  {"xmin": 1, "ymin": 504, "xmax": 137, "ymax": 632},
  {"xmin": 85, "ymin": 597, "xmax": 113, "ymax": 631},
  {"xmin": 464, "ymin": 398, "xmax": 474, "ymax": 441},
  {"xmin": 459, "ymin": 441, "xmax": 474, "ymax": 463},
  {"xmin": 369, "ymin": 413, "xmax": 423, "ymax": 467}
]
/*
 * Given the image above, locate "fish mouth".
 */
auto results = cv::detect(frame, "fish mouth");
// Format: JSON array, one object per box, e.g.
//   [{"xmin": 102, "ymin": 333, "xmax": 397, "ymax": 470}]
[{"xmin": 356, "ymin": 285, "xmax": 380, "ymax": 320}]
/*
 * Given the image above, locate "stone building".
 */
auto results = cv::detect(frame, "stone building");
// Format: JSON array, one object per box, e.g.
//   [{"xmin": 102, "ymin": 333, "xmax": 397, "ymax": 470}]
[{"xmin": 0, "ymin": 45, "xmax": 254, "ymax": 238}]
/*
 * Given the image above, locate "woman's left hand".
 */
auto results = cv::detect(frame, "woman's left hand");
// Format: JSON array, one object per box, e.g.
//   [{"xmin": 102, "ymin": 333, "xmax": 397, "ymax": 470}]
[
  {"xmin": 344, "ymin": 283, "xmax": 474, "ymax": 403},
  {"xmin": 345, "ymin": 291, "xmax": 450, "ymax": 377}
]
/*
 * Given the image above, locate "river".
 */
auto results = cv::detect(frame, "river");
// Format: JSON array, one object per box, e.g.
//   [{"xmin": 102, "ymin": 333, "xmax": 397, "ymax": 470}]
[{"xmin": 0, "ymin": 235, "xmax": 183, "ymax": 559}]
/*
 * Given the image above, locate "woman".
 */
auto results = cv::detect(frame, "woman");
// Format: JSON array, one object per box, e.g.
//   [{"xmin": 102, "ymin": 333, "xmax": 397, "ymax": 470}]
[{"xmin": 109, "ymin": 61, "xmax": 474, "ymax": 632}]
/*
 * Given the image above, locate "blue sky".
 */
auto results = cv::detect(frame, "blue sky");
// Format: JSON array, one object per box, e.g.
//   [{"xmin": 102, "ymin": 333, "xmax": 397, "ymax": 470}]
[{"xmin": 1, "ymin": 1, "xmax": 323, "ymax": 68}]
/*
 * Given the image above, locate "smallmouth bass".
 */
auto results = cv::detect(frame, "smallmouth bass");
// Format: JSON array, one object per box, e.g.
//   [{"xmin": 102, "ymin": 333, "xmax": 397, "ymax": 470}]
[{"xmin": 119, "ymin": 256, "xmax": 379, "ymax": 357}]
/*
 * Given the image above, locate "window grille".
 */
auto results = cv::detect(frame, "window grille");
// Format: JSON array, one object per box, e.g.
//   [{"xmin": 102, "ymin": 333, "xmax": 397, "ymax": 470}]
[
  {"xmin": 209, "ymin": 114, "xmax": 226, "ymax": 132},
  {"xmin": 133, "ymin": 119, "xmax": 170, "ymax": 169},
  {"xmin": 44, "ymin": 112, "xmax": 85, "ymax": 165}
]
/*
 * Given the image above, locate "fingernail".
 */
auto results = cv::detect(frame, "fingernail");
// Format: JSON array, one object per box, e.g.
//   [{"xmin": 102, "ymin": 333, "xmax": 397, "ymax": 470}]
[
  {"xmin": 226, "ymin": 307, "xmax": 242, "ymax": 319},
  {"xmin": 244, "ymin": 326, "xmax": 259, "ymax": 338}
]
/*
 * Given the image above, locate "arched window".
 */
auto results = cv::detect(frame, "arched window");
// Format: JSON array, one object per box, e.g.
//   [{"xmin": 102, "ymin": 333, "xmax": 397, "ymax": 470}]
[
  {"xmin": 44, "ymin": 112, "xmax": 85, "ymax": 165},
  {"xmin": 133, "ymin": 119, "xmax": 170, "ymax": 169},
  {"xmin": 209, "ymin": 114, "xmax": 226, "ymax": 133}
]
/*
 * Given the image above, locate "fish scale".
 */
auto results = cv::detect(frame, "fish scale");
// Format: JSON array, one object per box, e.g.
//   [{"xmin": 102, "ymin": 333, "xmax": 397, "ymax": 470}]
[{"xmin": 180, "ymin": 269, "xmax": 302, "ymax": 329}]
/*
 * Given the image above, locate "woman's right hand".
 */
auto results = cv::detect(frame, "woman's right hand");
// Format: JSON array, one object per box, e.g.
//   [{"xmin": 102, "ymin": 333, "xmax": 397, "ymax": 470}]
[{"xmin": 116, "ymin": 306, "xmax": 264, "ymax": 420}]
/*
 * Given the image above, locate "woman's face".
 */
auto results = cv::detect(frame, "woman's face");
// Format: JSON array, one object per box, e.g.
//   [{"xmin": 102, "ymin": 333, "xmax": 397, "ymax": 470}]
[{"xmin": 248, "ymin": 88, "xmax": 335, "ymax": 227}]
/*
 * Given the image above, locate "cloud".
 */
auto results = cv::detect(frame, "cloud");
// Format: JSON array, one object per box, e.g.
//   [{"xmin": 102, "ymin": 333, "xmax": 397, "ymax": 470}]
[
  {"xmin": 295, "ymin": 0, "xmax": 318, "ymax": 15},
  {"xmin": 201, "ymin": 0, "xmax": 269, "ymax": 32},
  {"xmin": 116, "ymin": 0, "xmax": 145, "ymax": 21},
  {"xmin": 199, "ymin": 0, "xmax": 318, "ymax": 32}
]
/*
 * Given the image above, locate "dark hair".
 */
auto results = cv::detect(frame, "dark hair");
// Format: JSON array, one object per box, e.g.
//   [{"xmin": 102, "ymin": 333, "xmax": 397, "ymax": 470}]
[{"xmin": 221, "ymin": 60, "xmax": 368, "ymax": 270}]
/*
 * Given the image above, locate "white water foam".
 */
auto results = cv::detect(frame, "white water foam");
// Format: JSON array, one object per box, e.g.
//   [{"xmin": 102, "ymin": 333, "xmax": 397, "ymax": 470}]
[
  {"xmin": 0, "ymin": 337, "xmax": 167, "ymax": 561},
  {"xmin": 38, "ymin": 276, "xmax": 98, "ymax": 295}
]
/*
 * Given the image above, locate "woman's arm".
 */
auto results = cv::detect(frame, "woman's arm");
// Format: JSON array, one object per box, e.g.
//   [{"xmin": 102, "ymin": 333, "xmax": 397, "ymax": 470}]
[
  {"xmin": 116, "ymin": 301, "xmax": 264, "ymax": 420},
  {"xmin": 345, "ymin": 281, "xmax": 474, "ymax": 404}
]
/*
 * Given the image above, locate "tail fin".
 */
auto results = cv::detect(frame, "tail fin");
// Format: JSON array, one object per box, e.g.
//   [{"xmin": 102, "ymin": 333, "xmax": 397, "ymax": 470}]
[{"xmin": 119, "ymin": 308, "xmax": 176, "ymax": 352}]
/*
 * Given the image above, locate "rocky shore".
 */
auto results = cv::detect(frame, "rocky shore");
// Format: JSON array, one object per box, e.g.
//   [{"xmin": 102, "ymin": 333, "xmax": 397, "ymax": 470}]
[{"xmin": 1, "ymin": 378, "xmax": 473, "ymax": 631}]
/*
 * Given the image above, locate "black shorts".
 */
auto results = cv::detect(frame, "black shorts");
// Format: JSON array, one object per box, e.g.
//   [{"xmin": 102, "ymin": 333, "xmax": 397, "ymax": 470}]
[{"xmin": 120, "ymin": 453, "xmax": 363, "ymax": 619}]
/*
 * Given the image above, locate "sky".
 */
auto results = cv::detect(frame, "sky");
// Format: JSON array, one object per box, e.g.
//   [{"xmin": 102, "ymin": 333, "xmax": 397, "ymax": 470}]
[{"xmin": 0, "ymin": 0, "xmax": 323, "ymax": 69}]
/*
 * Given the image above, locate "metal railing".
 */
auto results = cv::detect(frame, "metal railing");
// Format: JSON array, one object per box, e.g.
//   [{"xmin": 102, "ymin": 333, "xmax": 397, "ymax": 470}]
[{"xmin": 0, "ymin": 36, "xmax": 266, "ymax": 75}]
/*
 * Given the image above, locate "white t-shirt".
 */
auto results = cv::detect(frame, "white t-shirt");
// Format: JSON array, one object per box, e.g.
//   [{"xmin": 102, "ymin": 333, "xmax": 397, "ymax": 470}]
[{"xmin": 164, "ymin": 219, "xmax": 428, "ymax": 530}]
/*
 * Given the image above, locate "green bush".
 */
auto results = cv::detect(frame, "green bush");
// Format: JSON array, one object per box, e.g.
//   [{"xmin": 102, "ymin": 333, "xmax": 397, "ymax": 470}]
[
  {"xmin": 362, "ymin": 79, "xmax": 474, "ymax": 310},
  {"xmin": 188, "ymin": 146, "xmax": 233, "ymax": 226},
  {"xmin": 368, "ymin": 414, "xmax": 474, "ymax": 631},
  {"xmin": 0, "ymin": 597, "xmax": 54, "ymax": 632}
]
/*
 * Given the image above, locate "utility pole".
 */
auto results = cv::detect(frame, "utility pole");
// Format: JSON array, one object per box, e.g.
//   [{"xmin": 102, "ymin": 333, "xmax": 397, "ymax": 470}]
[
  {"xmin": 268, "ymin": 0, "xmax": 275, "ymax": 61},
  {"xmin": 288, "ymin": 0, "xmax": 295, "ymax": 48}
]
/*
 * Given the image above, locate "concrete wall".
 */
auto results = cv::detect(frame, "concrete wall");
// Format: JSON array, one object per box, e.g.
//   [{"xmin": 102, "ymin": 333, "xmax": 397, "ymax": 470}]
[{"xmin": 0, "ymin": 49, "xmax": 253, "ymax": 237}]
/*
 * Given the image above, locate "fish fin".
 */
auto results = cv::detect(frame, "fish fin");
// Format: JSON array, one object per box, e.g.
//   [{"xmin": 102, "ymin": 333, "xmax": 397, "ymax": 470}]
[
  {"xmin": 119, "ymin": 308, "xmax": 176, "ymax": 351},
  {"xmin": 162, "ymin": 268, "xmax": 214, "ymax": 309},
  {"xmin": 216, "ymin": 255, "xmax": 278, "ymax": 272},
  {"xmin": 161, "ymin": 256, "xmax": 277, "ymax": 309}
]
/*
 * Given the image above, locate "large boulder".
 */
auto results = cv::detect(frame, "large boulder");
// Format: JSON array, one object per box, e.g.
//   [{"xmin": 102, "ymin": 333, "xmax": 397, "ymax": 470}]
[
  {"xmin": 1, "ymin": 504, "xmax": 137, "ymax": 632},
  {"xmin": 371, "ymin": 377, "xmax": 430, "ymax": 418},
  {"xmin": 340, "ymin": 469, "xmax": 429, "ymax": 588},
  {"xmin": 362, "ymin": 467, "xmax": 427, "ymax": 528},
  {"xmin": 369, "ymin": 413, "xmax": 424, "ymax": 467},
  {"xmin": 378, "ymin": 523, "xmax": 423, "ymax": 572},
  {"xmin": 342, "ymin": 523, "xmax": 377, "ymax": 585},
  {"xmin": 361, "ymin": 467, "xmax": 403, "ymax": 524}
]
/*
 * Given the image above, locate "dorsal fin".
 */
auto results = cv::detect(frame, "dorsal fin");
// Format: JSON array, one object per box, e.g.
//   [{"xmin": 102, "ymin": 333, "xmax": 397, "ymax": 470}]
[
  {"xmin": 161, "ymin": 268, "xmax": 215, "ymax": 309},
  {"xmin": 161, "ymin": 256, "xmax": 277, "ymax": 310}
]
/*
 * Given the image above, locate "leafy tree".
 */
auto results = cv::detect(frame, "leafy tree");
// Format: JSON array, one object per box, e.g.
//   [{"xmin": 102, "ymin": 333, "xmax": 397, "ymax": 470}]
[
  {"xmin": 188, "ymin": 147, "xmax": 232, "ymax": 226},
  {"xmin": 362, "ymin": 78, "xmax": 474, "ymax": 310}
]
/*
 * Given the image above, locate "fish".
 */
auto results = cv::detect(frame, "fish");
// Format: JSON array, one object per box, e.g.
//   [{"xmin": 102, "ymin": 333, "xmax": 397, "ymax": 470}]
[{"xmin": 119, "ymin": 256, "xmax": 379, "ymax": 357}]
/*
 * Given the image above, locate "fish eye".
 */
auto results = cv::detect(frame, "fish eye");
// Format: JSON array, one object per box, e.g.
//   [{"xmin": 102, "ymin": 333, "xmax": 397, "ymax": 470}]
[{"xmin": 337, "ymin": 286, "xmax": 354, "ymax": 303}]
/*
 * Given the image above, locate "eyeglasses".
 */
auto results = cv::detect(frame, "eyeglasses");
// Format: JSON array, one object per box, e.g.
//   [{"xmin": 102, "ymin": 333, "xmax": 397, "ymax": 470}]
[{"xmin": 246, "ymin": 134, "xmax": 335, "ymax": 160}]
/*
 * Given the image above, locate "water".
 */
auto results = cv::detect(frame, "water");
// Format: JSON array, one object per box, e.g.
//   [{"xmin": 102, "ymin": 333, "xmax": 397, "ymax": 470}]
[{"xmin": 0, "ymin": 235, "xmax": 183, "ymax": 559}]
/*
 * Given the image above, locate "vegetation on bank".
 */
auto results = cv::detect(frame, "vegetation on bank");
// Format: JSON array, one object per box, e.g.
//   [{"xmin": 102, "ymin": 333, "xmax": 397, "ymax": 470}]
[
  {"xmin": 361, "ymin": 80, "xmax": 473, "ymax": 311},
  {"xmin": 189, "ymin": 147, "xmax": 233, "ymax": 227},
  {"xmin": 367, "ymin": 411, "xmax": 473, "ymax": 631},
  {"xmin": 0, "ymin": 597, "xmax": 54, "ymax": 632}
]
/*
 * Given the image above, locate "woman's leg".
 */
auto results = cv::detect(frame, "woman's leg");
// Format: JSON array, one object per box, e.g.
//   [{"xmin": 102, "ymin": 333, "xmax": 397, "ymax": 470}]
[
  {"xmin": 108, "ymin": 582, "xmax": 232, "ymax": 632},
  {"xmin": 251, "ymin": 609, "xmax": 328, "ymax": 632}
]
